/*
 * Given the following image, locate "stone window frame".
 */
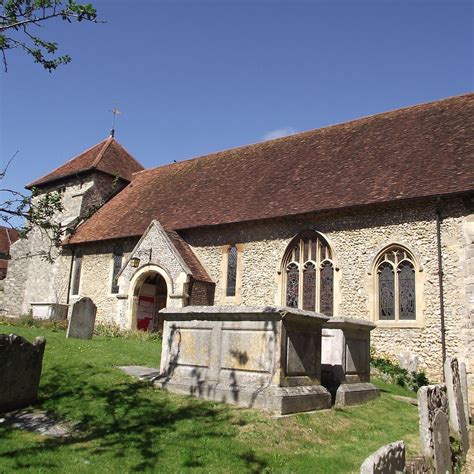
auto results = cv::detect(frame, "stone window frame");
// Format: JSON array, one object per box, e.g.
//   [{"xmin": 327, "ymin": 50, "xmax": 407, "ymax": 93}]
[
  {"xmin": 279, "ymin": 230, "xmax": 340, "ymax": 315},
  {"xmin": 368, "ymin": 243, "xmax": 425, "ymax": 329},
  {"xmin": 71, "ymin": 251, "xmax": 83, "ymax": 297},
  {"xmin": 109, "ymin": 247, "xmax": 124, "ymax": 295},
  {"xmin": 220, "ymin": 243, "xmax": 243, "ymax": 304}
]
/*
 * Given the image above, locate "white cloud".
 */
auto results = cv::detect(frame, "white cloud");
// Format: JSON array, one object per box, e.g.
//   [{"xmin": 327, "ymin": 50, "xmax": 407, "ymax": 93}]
[{"xmin": 261, "ymin": 126, "xmax": 297, "ymax": 141}]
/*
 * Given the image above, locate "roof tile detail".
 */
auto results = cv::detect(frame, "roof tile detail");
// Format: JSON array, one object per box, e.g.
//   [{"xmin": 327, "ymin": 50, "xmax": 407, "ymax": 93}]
[
  {"xmin": 0, "ymin": 226, "xmax": 19, "ymax": 255},
  {"xmin": 27, "ymin": 137, "xmax": 144, "ymax": 188},
  {"xmin": 68, "ymin": 93, "xmax": 474, "ymax": 244}
]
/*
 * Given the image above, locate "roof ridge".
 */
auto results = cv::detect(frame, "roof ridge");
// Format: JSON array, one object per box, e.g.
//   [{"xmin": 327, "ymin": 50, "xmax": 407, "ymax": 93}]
[
  {"xmin": 91, "ymin": 136, "xmax": 113, "ymax": 168},
  {"xmin": 26, "ymin": 137, "xmax": 110, "ymax": 188},
  {"xmin": 130, "ymin": 92, "xmax": 474, "ymax": 178}
]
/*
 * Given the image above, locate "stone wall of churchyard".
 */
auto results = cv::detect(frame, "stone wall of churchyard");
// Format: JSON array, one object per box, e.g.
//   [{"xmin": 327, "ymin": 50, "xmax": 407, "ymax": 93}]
[{"xmin": 183, "ymin": 197, "xmax": 473, "ymax": 384}]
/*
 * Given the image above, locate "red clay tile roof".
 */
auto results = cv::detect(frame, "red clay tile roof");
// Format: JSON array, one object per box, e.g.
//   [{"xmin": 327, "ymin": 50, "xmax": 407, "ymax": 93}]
[
  {"xmin": 0, "ymin": 226, "xmax": 19, "ymax": 255},
  {"xmin": 26, "ymin": 137, "xmax": 144, "ymax": 189},
  {"xmin": 68, "ymin": 93, "xmax": 474, "ymax": 245},
  {"xmin": 166, "ymin": 230, "xmax": 213, "ymax": 283}
]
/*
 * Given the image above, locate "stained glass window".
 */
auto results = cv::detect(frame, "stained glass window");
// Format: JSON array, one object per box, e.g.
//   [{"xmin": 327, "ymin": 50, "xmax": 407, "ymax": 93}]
[
  {"xmin": 226, "ymin": 245, "xmax": 238, "ymax": 297},
  {"xmin": 376, "ymin": 247, "xmax": 417, "ymax": 322},
  {"xmin": 286, "ymin": 263, "xmax": 299, "ymax": 308},
  {"xmin": 72, "ymin": 252, "xmax": 82, "ymax": 296},
  {"xmin": 320, "ymin": 261, "xmax": 334, "ymax": 316},
  {"xmin": 303, "ymin": 263, "xmax": 316, "ymax": 311},
  {"xmin": 378, "ymin": 263, "xmax": 395, "ymax": 320},
  {"xmin": 111, "ymin": 249, "xmax": 123, "ymax": 294},
  {"xmin": 283, "ymin": 232, "xmax": 334, "ymax": 314},
  {"xmin": 399, "ymin": 261, "xmax": 416, "ymax": 320}
]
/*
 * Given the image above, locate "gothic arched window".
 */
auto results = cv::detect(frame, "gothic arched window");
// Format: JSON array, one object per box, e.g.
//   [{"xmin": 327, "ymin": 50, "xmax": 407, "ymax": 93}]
[
  {"xmin": 375, "ymin": 247, "xmax": 416, "ymax": 321},
  {"xmin": 283, "ymin": 231, "xmax": 335, "ymax": 316}
]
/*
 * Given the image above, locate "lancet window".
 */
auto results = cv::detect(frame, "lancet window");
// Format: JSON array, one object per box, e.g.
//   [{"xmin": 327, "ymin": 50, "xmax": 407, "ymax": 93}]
[{"xmin": 283, "ymin": 232, "xmax": 334, "ymax": 316}]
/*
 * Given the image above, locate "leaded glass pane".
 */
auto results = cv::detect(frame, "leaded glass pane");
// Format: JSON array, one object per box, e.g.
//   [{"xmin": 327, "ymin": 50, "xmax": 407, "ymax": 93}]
[
  {"xmin": 399, "ymin": 261, "xmax": 416, "ymax": 320},
  {"xmin": 311, "ymin": 241, "xmax": 317, "ymax": 261},
  {"xmin": 72, "ymin": 253, "xmax": 82, "ymax": 296},
  {"xmin": 303, "ymin": 263, "xmax": 316, "ymax": 311},
  {"xmin": 286, "ymin": 263, "xmax": 299, "ymax": 308},
  {"xmin": 293, "ymin": 243, "xmax": 300, "ymax": 263},
  {"xmin": 303, "ymin": 240, "xmax": 309, "ymax": 262},
  {"xmin": 320, "ymin": 261, "xmax": 333, "ymax": 316},
  {"xmin": 226, "ymin": 245, "xmax": 238, "ymax": 297},
  {"xmin": 379, "ymin": 263, "xmax": 395, "ymax": 320}
]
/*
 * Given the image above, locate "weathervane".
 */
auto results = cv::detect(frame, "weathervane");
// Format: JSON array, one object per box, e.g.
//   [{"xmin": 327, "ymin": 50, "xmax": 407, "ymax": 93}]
[{"xmin": 109, "ymin": 107, "xmax": 121, "ymax": 137}]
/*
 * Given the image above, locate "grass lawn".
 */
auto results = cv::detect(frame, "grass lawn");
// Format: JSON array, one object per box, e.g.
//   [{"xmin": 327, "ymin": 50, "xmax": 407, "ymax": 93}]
[{"xmin": 0, "ymin": 324, "xmax": 420, "ymax": 473}]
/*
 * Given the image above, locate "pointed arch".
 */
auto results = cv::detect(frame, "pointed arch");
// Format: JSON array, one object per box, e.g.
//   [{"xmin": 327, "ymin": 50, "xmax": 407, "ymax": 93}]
[
  {"xmin": 280, "ymin": 230, "xmax": 337, "ymax": 315},
  {"xmin": 369, "ymin": 243, "xmax": 425, "ymax": 326}
]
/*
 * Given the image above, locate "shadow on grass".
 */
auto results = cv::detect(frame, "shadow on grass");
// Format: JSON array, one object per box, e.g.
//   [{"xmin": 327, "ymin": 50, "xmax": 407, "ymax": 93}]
[{"xmin": 0, "ymin": 364, "xmax": 265, "ymax": 472}]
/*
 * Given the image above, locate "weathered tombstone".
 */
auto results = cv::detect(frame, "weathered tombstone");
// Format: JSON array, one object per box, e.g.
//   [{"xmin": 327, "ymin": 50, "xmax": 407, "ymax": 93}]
[
  {"xmin": 360, "ymin": 440, "xmax": 405, "ymax": 474},
  {"xmin": 417, "ymin": 384, "xmax": 452, "ymax": 473},
  {"xmin": 66, "ymin": 297, "xmax": 97, "ymax": 340},
  {"xmin": 397, "ymin": 351, "xmax": 419, "ymax": 373},
  {"xmin": 459, "ymin": 362, "xmax": 470, "ymax": 424},
  {"xmin": 0, "ymin": 334, "xmax": 46, "ymax": 412},
  {"xmin": 321, "ymin": 317, "xmax": 379, "ymax": 406},
  {"xmin": 444, "ymin": 357, "xmax": 469, "ymax": 453}
]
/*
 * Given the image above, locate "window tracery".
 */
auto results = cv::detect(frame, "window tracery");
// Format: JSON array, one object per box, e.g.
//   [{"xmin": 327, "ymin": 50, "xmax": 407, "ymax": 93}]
[
  {"xmin": 375, "ymin": 247, "xmax": 416, "ymax": 321},
  {"xmin": 283, "ymin": 232, "xmax": 334, "ymax": 315}
]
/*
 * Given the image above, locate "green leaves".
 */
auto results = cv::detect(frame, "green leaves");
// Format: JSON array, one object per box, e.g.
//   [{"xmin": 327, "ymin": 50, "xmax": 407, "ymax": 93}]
[{"xmin": 1, "ymin": 0, "xmax": 100, "ymax": 72}]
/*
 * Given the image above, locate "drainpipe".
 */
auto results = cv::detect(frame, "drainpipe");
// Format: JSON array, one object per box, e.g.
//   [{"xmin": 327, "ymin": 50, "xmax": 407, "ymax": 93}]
[
  {"xmin": 66, "ymin": 248, "xmax": 75, "ymax": 306},
  {"xmin": 435, "ymin": 198, "xmax": 447, "ymax": 380}
]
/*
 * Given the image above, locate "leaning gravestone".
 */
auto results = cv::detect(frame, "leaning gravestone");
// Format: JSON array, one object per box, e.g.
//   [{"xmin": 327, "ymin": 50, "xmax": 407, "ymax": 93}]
[
  {"xmin": 360, "ymin": 440, "xmax": 405, "ymax": 474},
  {"xmin": 444, "ymin": 357, "xmax": 469, "ymax": 454},
  {"xmin": 417, "ymin": 384, "xmax": 452, "ymax": 473},
  {"xmin": 0, "ymin": 334, "xmax": 46, "ymax": 412},
  {"xmin": 459, "ymin": 362, "xmax": 470, "ymax": 424},
  {"xmin": 66, "ymin": 297, "xmax": 97, "ymax": 340}
]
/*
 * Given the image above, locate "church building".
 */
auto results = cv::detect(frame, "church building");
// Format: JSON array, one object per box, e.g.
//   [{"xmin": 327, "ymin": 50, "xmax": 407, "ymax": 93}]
[{"xmin": 4, "ymin": 93, "xmax": 473, "ymax": 399}]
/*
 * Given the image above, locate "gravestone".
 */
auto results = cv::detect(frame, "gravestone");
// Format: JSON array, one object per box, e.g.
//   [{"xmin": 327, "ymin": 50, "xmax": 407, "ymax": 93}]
[
  {"xmin": 0, "ymin": 334, "xmax": 46, "ymax": 412},
  {"xmin": 459, "ymin": 362, "xmax": 470, "ymax": 424},
  {"xmin": 66, "ymin": 297, "xmax": 97, "ymax": 340},
  {"xmin": 417, "ymin": 384, "xmax": 452, "ymax": 473},
  {"xmin": 444, "ymin": 357, "xmax": 469, "ymax": 453},
  {"xmin": 360, "ymin": 440, "xmax": 405, "ymax": 474}
]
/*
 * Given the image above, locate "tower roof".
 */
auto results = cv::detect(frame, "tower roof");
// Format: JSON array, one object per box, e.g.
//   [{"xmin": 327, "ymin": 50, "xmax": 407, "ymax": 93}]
[{"xmin": 26, "ymin": 137, "xmax": 144, "ymax": 189}]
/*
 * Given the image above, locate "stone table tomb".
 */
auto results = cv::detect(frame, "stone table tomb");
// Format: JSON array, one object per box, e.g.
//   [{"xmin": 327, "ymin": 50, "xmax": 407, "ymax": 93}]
[
  {"xmin": 321, "ymin": 317, "xmax": 379, "ymax": 406},
  {"xmin": 157, "ymin": 306, "xmax": 332, "ymax": 415}
]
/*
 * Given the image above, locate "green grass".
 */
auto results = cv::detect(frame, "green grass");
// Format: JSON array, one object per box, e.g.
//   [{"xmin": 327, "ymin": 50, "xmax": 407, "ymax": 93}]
[{"xmin": 0, "ymin": 324, "xmax": 420, "ymax": 473}]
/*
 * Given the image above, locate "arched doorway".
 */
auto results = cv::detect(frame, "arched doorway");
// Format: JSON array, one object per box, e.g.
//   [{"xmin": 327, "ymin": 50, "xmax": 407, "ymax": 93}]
[{"xmin": 130, "ymin": 269, "xmax": 169, "ymax": 332}]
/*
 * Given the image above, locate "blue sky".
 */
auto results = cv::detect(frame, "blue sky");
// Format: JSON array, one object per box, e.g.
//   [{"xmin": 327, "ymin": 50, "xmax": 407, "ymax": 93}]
[{"xmin": 0, "ymin": 0, "xmax": 472, "ymax": 195}]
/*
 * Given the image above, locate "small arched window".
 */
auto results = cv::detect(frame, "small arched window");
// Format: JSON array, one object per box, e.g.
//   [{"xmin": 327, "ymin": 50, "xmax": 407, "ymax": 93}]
[
  {"xmin": 282, "ymin": 231, "xmax": 335, "ymax": 315},
  {"xmin": 226, "ymin": 244, "xmax": 238, "ymax": 297},
  {"xmin": 375, "ymin": 247, "xmax": 416, "ymax": 321}
]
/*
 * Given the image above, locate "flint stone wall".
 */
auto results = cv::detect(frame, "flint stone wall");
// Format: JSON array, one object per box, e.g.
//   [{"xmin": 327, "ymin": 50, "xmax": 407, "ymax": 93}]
[
  {"xmin": 185, "ymin": 198, "xmax": 473, "ymax": 385},
  {"xmin": 0, "ymin": 334, "xmax": 46, "ymax": 412},
  {"xmin": 3, "ymin": 172, "xmax": 127, "ymax": 317},
  {"xmin": 360, "ymin": 440, "xmax": 405, "ymax": 474}
]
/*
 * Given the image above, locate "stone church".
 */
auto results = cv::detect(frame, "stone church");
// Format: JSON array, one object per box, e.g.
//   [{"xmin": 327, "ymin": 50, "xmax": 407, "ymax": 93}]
[{"xmin": 4, "ymin": 93, "xmax": 473, "ymax": 394}]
